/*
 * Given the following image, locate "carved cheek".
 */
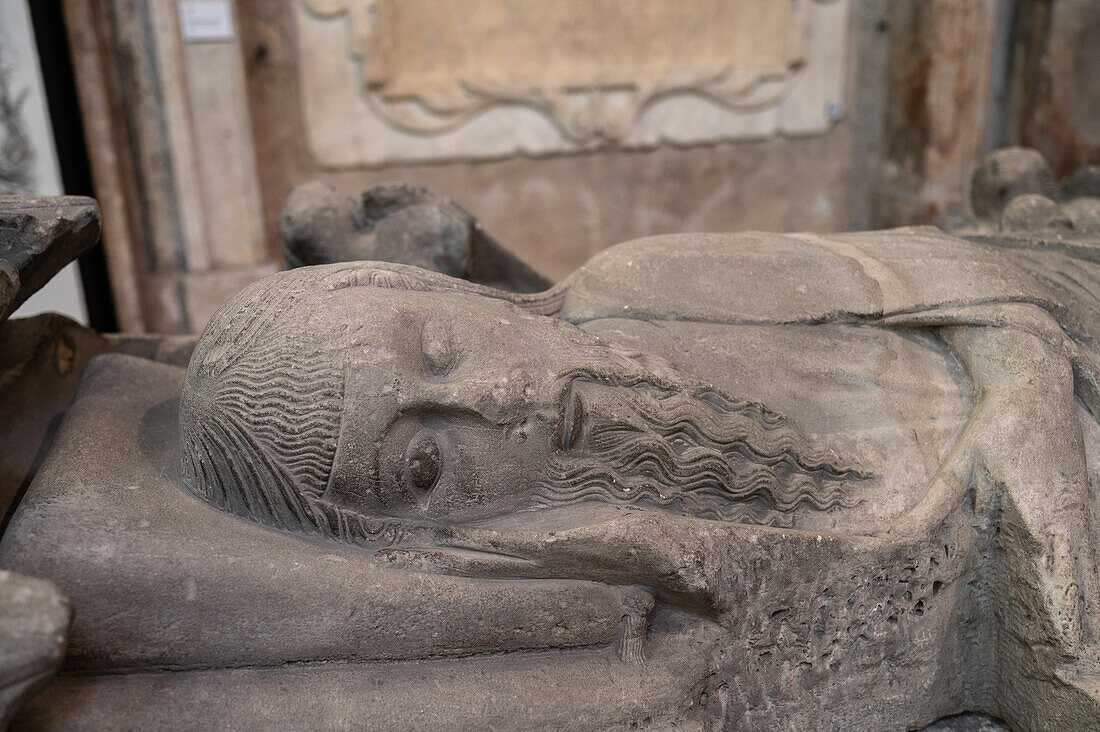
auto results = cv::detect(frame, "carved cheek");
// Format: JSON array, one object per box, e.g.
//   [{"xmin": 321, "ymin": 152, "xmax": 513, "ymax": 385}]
[{"xmin": 424, "ymin": 428, "xmax": 536, "ymax": 520}]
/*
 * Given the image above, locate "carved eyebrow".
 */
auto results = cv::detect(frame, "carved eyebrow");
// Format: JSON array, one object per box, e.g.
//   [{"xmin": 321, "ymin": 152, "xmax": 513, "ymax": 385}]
[{"xmin": 420, "ymin": 318, "xmax": 458, "ymax": 375}]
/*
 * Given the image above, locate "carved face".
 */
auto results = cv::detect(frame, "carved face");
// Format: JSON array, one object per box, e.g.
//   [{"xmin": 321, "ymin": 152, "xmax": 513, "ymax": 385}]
[
  {"xmin": 324, "ymin": 287, "xmax": 623, "ymax": 522},
  {"xmin": 323, "ymin": 288, "xmax": 859, "ymax": 525},
  {"xmin": 181, "ymin": 268, "xmax": 861, "ymax": 539}
]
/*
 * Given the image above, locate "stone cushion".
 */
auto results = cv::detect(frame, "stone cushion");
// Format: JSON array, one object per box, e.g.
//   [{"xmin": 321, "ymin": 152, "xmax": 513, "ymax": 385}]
[{"xmin": 0, "ymin": 354, "xmax": 629, "ymax": 672}]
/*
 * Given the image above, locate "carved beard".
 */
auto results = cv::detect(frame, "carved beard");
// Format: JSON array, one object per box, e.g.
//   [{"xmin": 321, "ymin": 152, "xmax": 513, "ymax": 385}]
[{"xmin": 535, "ymin": 369, "xmax": 866, "ymax": 522}]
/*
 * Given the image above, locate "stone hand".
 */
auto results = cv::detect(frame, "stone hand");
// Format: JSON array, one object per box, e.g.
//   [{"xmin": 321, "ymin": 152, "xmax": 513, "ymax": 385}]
[{"xmin": 376, "ymin": 512, "xmax": 729, "ymax": 615}]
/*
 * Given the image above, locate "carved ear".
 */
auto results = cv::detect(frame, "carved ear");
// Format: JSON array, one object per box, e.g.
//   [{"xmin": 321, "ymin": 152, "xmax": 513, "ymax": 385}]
[{"xmin": 318, "ymin": 261, "xmax": 567, "ymax": 315}]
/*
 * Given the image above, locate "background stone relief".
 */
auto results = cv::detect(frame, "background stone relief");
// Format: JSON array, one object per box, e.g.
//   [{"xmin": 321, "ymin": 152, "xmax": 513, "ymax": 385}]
[{"xmin": 296, "ymin": 0, "xmax": 849, "ymax": 165}]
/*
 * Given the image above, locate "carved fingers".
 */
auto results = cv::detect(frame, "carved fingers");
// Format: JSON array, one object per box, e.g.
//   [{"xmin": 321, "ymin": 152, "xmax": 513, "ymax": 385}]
[{"xmin": 376, "ymin": 512, "xmax": 727, "ymax": 613}]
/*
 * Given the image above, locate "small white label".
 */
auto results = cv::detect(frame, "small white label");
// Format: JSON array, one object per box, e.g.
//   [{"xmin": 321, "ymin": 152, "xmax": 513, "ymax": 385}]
[{"xmin": 179, "ymin": 1, "xmax": 235, "ymax": 42}]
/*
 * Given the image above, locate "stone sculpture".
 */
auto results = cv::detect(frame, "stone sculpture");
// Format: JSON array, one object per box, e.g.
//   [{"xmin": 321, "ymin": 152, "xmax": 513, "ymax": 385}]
[
  {"xmin": 0, "ymin": 197, "xmax": 197, "ymax": 729},
  {"xmin": 0, "ymin": 197, "xmax": 99, "ymax": 324},
  {"xmin": 7, "ymin": 212, "xmax": 1100, "ymax": 728},
  {"xmin": 968, "ymin": 147, "xmax": 1100, "ymax": 234},
  {"xmin": 279, "ymin": 181, "xmax": 551, "ymax": 292}
]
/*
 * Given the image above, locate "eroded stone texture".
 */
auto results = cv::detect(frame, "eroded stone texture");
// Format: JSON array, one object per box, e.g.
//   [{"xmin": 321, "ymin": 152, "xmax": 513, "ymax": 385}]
[
  {"xmin": 1063, "ymin": 165, "xmax": 1100, "ymax": 200},
  {"xmin": 960, "ymin": 148, "xmax": 1100, "ymax": 238},
  {"xmin": 0, "ymin": 195, "xmax": 193, "ymax": 726},
  {"xmin": 920, "ymin": 713, "xmax": 1009, "ymax": 731},
  {"xmin": 0, "ymin": 197, "xmax": 99, "ymax": 323},
  {"xmin": 293, "ymin": 0, "xmax": 847, "ymax": 163},
  {"xmin": 279, "ymin": 181, "xmax": 550, "ymax": 292},
  {"xmin": 0, "ymin": 314, "xmax": 195, "ymax": 521},
  {"xmin": 0, "ymin": 571, "xmax": 69, "ymax": 729},
  {"xmin": 0, "ymin": 195, "xmax": 195, "ymax": 524},
  {"xmin": 1063, "ymin": 198, "xmax": 1100, "ymax": 234},
  {"xmin": 6, "ymin": 226, "xmax": 1100, "ymax": 729},
  {"xmin": 971, "ymin": 147, "xmax": 1058, "ymax": 222},
  {"xmin": 1000, "ymin": 193, "xmax": 1072, "ymax": 232}
]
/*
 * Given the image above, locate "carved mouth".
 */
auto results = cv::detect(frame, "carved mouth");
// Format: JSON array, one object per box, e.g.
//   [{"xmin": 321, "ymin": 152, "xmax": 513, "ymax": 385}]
[{"xmin": 561, "ymin": 382, "xmax": 585, "ymax": 452}]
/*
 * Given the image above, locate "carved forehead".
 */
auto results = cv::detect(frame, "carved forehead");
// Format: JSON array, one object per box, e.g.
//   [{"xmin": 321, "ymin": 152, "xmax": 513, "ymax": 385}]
[
  {"xmin": 326, "ymin": 283, "xmax": 519, "ymax": 317},
  {"xmin": 314, "ymin": 288, "xmax": 536, "ymax": 360},
  {"xmin": 192, "ymin": 262, "xmax": 589, "ymax": 385}
]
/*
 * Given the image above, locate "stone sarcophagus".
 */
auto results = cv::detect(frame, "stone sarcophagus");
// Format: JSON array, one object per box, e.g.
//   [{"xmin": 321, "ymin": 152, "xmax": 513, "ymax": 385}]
[{"xmin": 5, "ymin": 193, "xmax": 1100, "ymax": 728}]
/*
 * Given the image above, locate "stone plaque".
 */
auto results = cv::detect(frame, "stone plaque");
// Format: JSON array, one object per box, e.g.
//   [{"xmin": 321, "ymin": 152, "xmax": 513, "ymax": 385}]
[{"xmin": 296, "ymin": 0, "xmax": 849, "ymax": 165}]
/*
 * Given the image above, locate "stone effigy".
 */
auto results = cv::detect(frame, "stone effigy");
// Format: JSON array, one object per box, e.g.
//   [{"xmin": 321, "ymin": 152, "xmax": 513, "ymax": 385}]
[
  {"xmin": 4, "ymin": 148, "xmax": 1100, "ymax": 729},
  {"xmin": 6, "ymin": 209, "xmax": 1100, "ymax": 728}
]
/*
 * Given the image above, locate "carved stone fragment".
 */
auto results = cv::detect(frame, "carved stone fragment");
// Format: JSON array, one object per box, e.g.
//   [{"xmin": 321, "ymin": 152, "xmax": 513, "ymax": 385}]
[
  {"xmin": 0, "ymin": 196, "xmax": 98, "ymax": 323},
  {"xmin": 1063, "ymin": 165, "xmax": 1100, "ymax": 200},
  {"xmin": 1063, "ymin": 197, "xmax": 1100, "ymax": 234},
  {"xmin": 970, "ymin": 147, "xmax": 1057, "ymax": 221},
  {"xmin": 964, "ymin": 148, "xmax": 1100, "ymax": 238},
  {"xmin": 1000, "ymin": 193, "xmax": 1073, "ymax": 231},
  {"xmin": 279, "ymin": 181, "xmax": 550, "ymax": 292},
  {"xmin": 293, "ymin": 0, "xmax": 849, "ymax": 164},
  {"xmin": 0, "ymin": 196, "xmax": 194, "ymax": 523}
]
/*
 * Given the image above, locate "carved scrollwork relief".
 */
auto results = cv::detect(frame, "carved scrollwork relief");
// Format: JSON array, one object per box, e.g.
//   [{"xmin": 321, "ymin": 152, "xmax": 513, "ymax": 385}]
[{"xmin": 295, "ymin": 0, "xmax": 849, "ymax": 165}]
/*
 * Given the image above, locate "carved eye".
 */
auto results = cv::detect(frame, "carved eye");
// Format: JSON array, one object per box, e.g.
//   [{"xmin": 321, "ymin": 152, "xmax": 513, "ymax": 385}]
[
  {"xmin": 421, "ymin": 319, "xmax": 458, "ymax": 375},
  {"xmin": 403, "ymin": 429, "xmax": 441, "ymax": 494}
]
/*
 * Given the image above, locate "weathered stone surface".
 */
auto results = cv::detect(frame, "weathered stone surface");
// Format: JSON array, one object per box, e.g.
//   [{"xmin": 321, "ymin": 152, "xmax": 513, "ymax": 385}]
[
  {"xmin": 920, "ymin": 713, "xmax": 1009, "ymax": 731},
  {"xmin": 293, "ymin": 0, "xmax": 848, "ymax": 164},
  {"xmin": 971, "ymin": 147, "xmax": 1057, "ymax": 221},
  {"xmin": 279, "ymin": 181, "xmax": 550, "ymax": 291},
  {"xmin": 1063, "ymin": 165, "xmax": 1100, "ymax": 200},
  {"xmin": 1000, "ymin": 193, "xmax": 1072, "ymax": 232},
  {"xmin": 0, "ymin": 313, "xmax": 195, "ymax": 521},
  {"xmin": 0, "ymin": 197, "xmax": 99, "ymax": 324},
  {"xmin": 958, "ymin": 148, "xmax": 1100, "ymax": 237},
  {"xmin": 0, "ymin": 571, "xmax": 69, "ymax": 729},
  {"xmin": 1064, "ymin": 197, "xmax": 1100, "ymax": 234},
  {"xmin": 0, "ymin": 196, "xmax": 197, "ymax": 519},
  {"xmin": 6, "ymin": 225, "xmax": 1100, "ymax": 728}
]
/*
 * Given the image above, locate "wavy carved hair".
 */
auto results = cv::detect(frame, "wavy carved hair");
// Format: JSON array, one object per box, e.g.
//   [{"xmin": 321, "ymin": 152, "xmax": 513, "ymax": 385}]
[{"xmin": 179, "ymin": 262, "xmax": 563, "ymax": 544}]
